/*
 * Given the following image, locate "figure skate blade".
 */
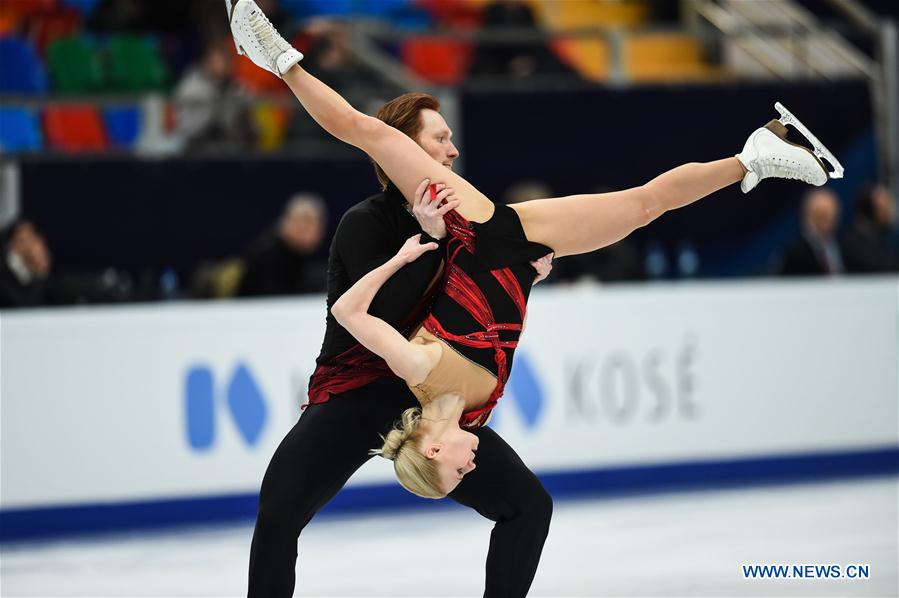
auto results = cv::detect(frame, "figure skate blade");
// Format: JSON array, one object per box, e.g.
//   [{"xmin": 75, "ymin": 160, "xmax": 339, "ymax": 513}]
[{"xmin": 775, "ymin": 102, "xmax": 844, "ymax": 180}]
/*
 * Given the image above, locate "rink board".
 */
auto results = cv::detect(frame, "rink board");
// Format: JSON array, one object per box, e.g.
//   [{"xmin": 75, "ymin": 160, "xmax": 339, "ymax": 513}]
[{"xmin": 2, "ymin": 277, "xmax": 897, "ymax": 539}]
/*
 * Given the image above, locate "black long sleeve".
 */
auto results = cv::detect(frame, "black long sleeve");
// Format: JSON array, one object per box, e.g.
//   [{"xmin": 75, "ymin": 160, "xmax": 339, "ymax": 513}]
[{"xmin": 315, "ymin": 189, "xmax": 444, "ymax": 364}]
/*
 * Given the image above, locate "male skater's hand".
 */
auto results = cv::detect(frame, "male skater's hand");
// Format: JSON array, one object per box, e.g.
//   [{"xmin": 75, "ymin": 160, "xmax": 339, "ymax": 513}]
[
  {"xmin": 531, "ymin": 252, "xmax": 554, "ymax": 285},
  {"xmin": 411, "ymin": 178, "xmax": 461, "ymax": 240}
]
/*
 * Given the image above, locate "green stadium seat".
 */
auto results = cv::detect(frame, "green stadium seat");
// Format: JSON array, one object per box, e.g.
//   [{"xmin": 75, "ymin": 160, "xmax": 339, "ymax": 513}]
[
  {"xmin": 106, "ymin": 35, "xmax": 168, "ymax": 92},
  {"xmin": 46, "ymin": 35, "xmax": 105, "ymax": 94}
]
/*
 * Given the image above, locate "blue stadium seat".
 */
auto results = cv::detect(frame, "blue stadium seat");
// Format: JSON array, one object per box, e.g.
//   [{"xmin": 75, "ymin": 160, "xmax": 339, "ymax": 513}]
[
  {"xmin": 365, "ymin": 0, "xmax": 410, "ymax": 16},
  {"xmin": 103, "ymin": 106, "xmax": 141, "ymax": 148},
  {"xmin": 281, "ymin": 0, "xmax": 353, "ymax": 18},
  {"xmin": 0, "ymin": 38, "xmax": 48, "ymax": 94},
  {"xmin": 0, "ymin": 107, "xmax": 43, "ymax": 152},
  {"xmin": 60, "ymin": 0, "xmax": 103, "ymax": 18}
]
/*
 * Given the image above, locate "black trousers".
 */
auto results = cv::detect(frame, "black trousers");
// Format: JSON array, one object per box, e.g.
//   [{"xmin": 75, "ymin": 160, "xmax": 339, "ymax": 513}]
[{"xmin": 247, "ymin": 377, "xmax": 552, "ymax": 597}]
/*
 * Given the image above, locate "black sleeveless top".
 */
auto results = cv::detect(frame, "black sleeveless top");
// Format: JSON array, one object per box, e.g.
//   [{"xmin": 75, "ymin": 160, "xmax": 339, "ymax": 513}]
[{"xmin": 427, "ymin": 203, "xmax": 553, "ymax": 377}]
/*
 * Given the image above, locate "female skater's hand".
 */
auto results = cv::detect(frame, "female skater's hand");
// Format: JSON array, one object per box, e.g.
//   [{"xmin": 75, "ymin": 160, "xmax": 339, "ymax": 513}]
[
  {"xmin": 395, "ymin": 234, "xmax": 439, "ymax": 264},
  {"xmin": 530, "ymin": 252, "xmax": 554, "ymax": 285},
  {"xmin": 410, "ymin": 178, "xmax": 461, "ymax": 240}
]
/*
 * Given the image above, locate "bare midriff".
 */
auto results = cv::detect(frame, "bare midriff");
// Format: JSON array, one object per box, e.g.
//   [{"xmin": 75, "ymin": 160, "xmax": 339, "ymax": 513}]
[{"xmin": 407, "ymin": 326, "xmax": 498, "ymax": 412}]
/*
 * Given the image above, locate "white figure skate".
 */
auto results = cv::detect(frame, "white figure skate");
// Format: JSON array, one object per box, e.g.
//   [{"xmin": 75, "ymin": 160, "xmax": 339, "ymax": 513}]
[
  {"xmin": 226, "ymin": 0, "xmax": 303, "ymax": 78},
  {"xmin": 736, "ymin": 102, "xmax": 844, "ymax": 194}
]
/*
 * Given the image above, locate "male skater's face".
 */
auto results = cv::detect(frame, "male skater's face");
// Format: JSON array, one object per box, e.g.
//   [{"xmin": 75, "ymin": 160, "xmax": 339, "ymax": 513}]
[{"xmin": 415, "ymin": 109, "xmax": 460, "ymax": 170}]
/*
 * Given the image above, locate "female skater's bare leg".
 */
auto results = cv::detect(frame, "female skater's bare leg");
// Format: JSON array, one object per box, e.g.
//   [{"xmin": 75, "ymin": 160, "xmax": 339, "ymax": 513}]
[
  {"xmin": 281, "ymin": 66, "xmax": 495, "ymax": 222},
  {"xmin": 284, "ymin": 65, "xmax": 742, "ymax": 251},
  {"xmin": 509, "ymin": 158, "xmax": 745, "ymax": 257}
]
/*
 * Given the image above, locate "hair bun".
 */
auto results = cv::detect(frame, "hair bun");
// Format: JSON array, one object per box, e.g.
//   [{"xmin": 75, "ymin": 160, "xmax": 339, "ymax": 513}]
[{"xmin": 371, "ymin": 407, "xmax": 422, "ymax": 460}]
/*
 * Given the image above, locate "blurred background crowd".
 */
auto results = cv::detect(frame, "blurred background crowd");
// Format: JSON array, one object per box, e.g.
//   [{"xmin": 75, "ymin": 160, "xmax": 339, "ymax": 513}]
[{"xmin": 0, "ymin": 0, "xmax": 897, "ymax": 308}]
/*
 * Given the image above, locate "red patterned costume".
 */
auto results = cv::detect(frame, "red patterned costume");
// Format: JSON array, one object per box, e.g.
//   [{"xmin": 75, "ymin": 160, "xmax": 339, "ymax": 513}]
[{"xmin": 308, "ymin": 202, "xmax": 551, "ymax": 427}]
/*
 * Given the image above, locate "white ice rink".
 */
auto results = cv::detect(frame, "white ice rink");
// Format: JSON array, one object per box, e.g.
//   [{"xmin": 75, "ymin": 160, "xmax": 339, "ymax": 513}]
[{"xmin": 2, "ymin": 476, "xmax": 897, "ymax": 597}]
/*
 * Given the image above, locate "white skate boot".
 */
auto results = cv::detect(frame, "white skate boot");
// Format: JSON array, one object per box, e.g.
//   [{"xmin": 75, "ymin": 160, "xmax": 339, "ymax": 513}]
[
  {"xmin": 736, "ymin": 102, "xmax": 844, "ymax": 194},
  {"xmin": 226, "ymin": 0, "xmax": 303, "ymax": 78}
]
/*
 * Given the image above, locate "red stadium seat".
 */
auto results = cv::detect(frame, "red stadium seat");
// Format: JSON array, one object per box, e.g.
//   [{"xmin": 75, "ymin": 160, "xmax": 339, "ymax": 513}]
[
  {"xmin": 415, "ymin": 0, "xmax": 483, "ymax": 29},
  {"xmin": 30, "ymin": 6, "xmax": 81, "ymax": 53},
  {"xmin": 401, "ymin": 37, "xmax": 473, "ymax": 85},
  {"xmin": 233, "ymin": 53, "xmax": 286, "ymax": 94},
  {"xmin": 43, "ymin": 105, "xmax": 107, "ymax": 152},
  {"xmin": 3, "ymin": 0, "xmax": 58, "ymax": 20}
]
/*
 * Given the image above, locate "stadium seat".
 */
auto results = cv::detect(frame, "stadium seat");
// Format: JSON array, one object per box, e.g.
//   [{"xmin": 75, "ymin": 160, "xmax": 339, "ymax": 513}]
[
  {"xmin": 46, "ymin": 35, "xmax": 105, "ymax": 93},
  {"xmin": 364, "ymin": 0, "xmax": 410, "ymax": 17},
  {"xmin": 2, "ymin": 0, "xmax": 57, "ymax": 21},
  {"xmin": 401, "ymin": 37, "xmax": 472, "ymax": 85},
  {"xmin": 31, "ymin": 6, "xmax": 80, "ymax": 53},
  {"xmin": 0, "ymin": 8, "xmax": 22, "ymax": 35},
  {"xmin": 107, "ymin": 35, "xmax": 168, "ymax": 92},
  {"xmin": 415, "ymin": 0, "xmax": 482, "ymax": 29},
  {"xmin": 103, "ymin": 106, "xmax": 141, "ymax": 148},
  {"xmin": 0, "ymin": 38, "xmax": 48, "ymax": 93},
  {"xmin": 234, "ymin": 51, "xmax": 286, "ymax": 94},
  {"xmin": 0, "ymin": 107, "xmax": 43, "ymax": 152},
  {"xmin": 281, "ymin": 0, "xmax": 352, "ymax": 18},
  {"xmin": 43, "ymin": 105, "xmax": 107, "ymax": 152},
  {"xmin": 60, "ymin": 0, "xmax": 102, "ymax": 18},
  {"xmin": 624, "ymin": 33, "xmax": 712, "ymax": 82},
  {"xmin": 252, "ymin": 104, "xmax": 291, "ymax": 151}
]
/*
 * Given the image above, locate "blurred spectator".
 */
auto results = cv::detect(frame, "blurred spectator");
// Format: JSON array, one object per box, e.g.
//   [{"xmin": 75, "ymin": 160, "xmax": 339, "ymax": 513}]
[
  {"xmin": 503, "ymin": 179, "xmax": 552, "ymax": 205},
  {"xmin": 779, "ymin": 188, "xmax": 844, "ymax": 276},
  {"xmin": 553, "ymin": 240, "xmax": 645, "ymax": 284},
  {"xmin": 87, "ymin": 0, "xmax": 228, "ymax": 34},
  {"xmin": 173, "ymin": 36, "xmax": 255, "ymax": 152},
  {"xmin": 468, "ymin": 0, "xmax": 578, "ymax": 81},
  {"xmin": 287, "ymin": 20, "xmax": 399, "ymax": 147},
  {"xmin": 190, "ymin": 258, "xmax": 245, "ymax": 299},
  {"xmin": 841, "ymin": 183, "xmax": 898, "ymax": 273},
  {"xmin": 237, "ymin": 193, "xmax": 328, "ymax": 297},
  {"xmin": 0, "ymin": 220, "xmax": 53, "ymax": 308}
]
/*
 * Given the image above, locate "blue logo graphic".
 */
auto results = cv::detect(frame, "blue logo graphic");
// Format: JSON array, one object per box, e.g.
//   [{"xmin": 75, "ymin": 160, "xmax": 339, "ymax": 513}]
[
  {"xmin": 185, "ymin": 363, "xmax": 268, "ymax": 451},
  {"xmin": 491, "ymin": 351, "xmax": 544, "ymax": 430}
]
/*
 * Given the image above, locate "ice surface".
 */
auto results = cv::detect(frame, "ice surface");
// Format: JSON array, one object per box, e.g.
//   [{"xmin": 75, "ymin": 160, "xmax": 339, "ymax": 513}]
[{"xmin": 2, "ymin": 477, "xmax": 896, "ymax": 597}]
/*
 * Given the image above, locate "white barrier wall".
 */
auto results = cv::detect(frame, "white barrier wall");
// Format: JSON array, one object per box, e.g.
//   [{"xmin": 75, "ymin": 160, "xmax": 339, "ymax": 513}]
[{"xmin": 1, "ymin": 277, "xmax": 897, "ymax": 511}]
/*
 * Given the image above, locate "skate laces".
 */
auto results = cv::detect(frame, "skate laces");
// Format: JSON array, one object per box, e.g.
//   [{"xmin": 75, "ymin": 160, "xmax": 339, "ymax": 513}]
[
  {"xmin": 248, "ymin": 8, "xmax": 284, "ymax": 62},
  {"xmin": 751, "ymin": 145, "xmax": 821, "ymax": 185}
]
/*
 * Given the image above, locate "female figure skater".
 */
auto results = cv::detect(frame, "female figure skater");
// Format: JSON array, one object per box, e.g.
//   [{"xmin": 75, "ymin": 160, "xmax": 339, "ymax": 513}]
[{"xmin": 226, "ymin": 0, "xmax": 841, "ymax": 499}]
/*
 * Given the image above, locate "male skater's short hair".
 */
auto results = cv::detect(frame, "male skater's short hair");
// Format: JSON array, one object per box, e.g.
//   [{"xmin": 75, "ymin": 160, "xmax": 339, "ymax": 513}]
[{"xmin": 373, "ymin": 92, "xmax": 441, "ymax": 190}]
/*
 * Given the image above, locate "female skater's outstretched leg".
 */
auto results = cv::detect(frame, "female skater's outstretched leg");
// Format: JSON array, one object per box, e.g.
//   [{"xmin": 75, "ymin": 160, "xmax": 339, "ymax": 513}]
[
  {"xmin": 509, "ymin": 158, "xmax": 746, "ymax": 256},
  {"xmin": 281, "ymin": 64, "xmax": 746, "ymax": 256}
]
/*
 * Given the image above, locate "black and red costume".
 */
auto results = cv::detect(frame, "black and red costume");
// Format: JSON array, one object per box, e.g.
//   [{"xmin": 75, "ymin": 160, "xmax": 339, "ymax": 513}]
[{"xmin": 248, "ymin": 185, "xmax": 552, "ymax": 598}]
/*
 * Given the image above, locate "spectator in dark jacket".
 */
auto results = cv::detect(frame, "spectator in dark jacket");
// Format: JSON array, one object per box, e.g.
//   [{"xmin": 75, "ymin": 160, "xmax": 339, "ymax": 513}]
[
  {"xmin": 468, "ymin": 0, "xmax": 578, "ymax": 81},
  {"xmin": 0, "ymin": 220, "xmax": 53, "ymax": 308},
  {"xmin": 842, "ymin": 183, "xmax": 897, "ymax": 273},
  {"xmin": 237, "ymin": 193, "xmax": 328, "ymax": 297},
  {"xmin": 780, "ymin": 188, "xmax": 844, "ymax": 276}
]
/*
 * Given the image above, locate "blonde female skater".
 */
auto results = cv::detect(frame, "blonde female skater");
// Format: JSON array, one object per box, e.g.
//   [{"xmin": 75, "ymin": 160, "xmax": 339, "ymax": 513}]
[{"xmin": 227, "ymin": 0, "xmax": 842, "ymax": 499}]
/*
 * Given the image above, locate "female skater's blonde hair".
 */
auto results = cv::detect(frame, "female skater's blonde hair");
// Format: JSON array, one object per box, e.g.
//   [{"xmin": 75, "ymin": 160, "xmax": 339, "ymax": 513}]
[{"xmin": 371, "ymin": 407, "xmax": 445, "ymax": 499}]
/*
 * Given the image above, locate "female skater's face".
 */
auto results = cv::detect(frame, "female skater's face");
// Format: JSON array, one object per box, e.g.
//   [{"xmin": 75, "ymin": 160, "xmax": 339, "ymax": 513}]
[
  {"xmin": 429, "ymin": 427, "xmax": 479, "ymax": 494},
  {"xmin": 415, "ymin": 109, "xmax": 460, "ymax": 170}
]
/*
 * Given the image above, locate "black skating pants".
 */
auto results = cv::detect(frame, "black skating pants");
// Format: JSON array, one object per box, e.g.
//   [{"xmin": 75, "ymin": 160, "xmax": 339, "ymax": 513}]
[{"xmin": 247, "ymin": 377, "xmax": 552, "ymax": 597}]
